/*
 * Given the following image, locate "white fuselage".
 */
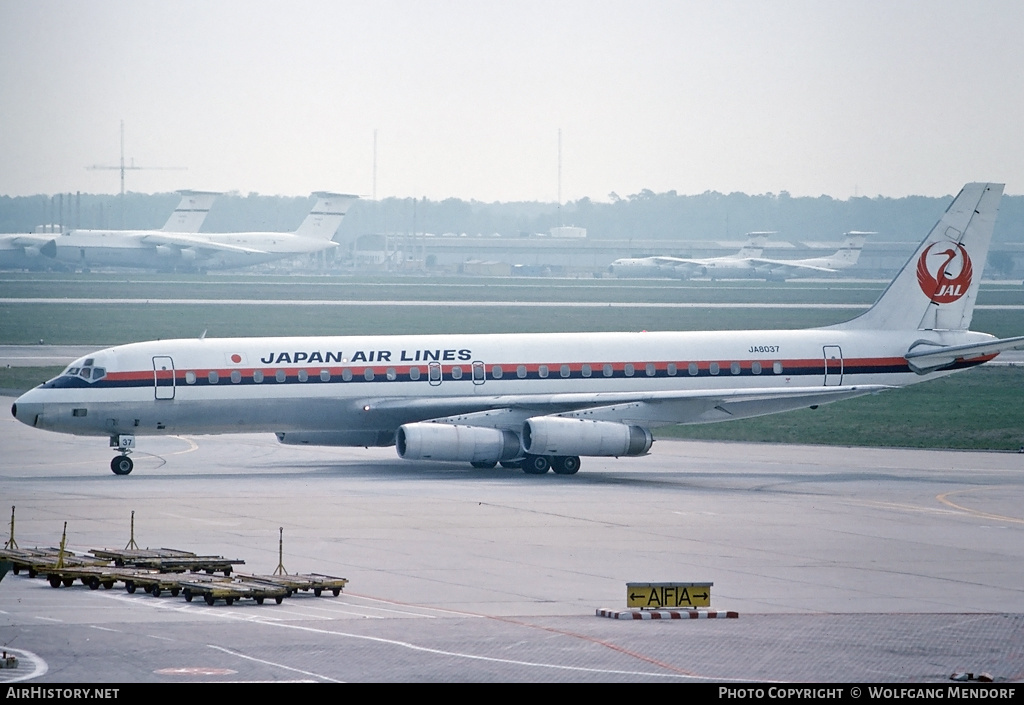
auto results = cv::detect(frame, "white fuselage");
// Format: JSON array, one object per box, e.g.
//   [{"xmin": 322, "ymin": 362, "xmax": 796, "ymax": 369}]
[
  {"xmin": 52, "ymin": 230, "xmax": 337, "ymax": 270},
  {"xmin": 13, "ymin": 327, "xmax": 992, "ymax": 442}
]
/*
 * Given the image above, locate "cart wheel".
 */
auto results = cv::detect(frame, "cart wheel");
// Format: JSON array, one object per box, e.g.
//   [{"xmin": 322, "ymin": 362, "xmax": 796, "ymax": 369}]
[
  {"xmin": 151, "ymin": 587, "xmax": 161, "ymax": 597},
  {"xmin": 171, "ymin": 587, "xmax": 180, "ymax": 597},
  {"xmin": 48, "ymin": 575, "xmax": 62, "ymax": 588},
  {"xmin": 333, "ymin": 588, "xmax": 341, "ymax": 596},
  {"xmin": 88, "ymin": 577, "xmax": 101, "ymax": 590},
  {"xmin": 204, "ymin": 594, "xmax": 215, "ymax": 606},
  {"xmin": 275, "ymin": 596, "xmax": 283, "ymax": 604},
  {"xmin": 314, "ymin": 587, "xmax": 322, "ymax": 597},
  {"xmin": 62, "ymin": 578, "xmax": 74, "ymax": 587},
  {"xmin": 225, "ymin": 597, "xmax": 234, "ymax": 606},
  {"xmin": 126, "ymin": 582, "xmax": 136, "ymax": 594},
  {"xmin": 256, "ymin": 597, "xmax": 264, "ymax": 605},
  {"xmin": 184, "ymin": 589, "xmax": 193, "ymax": 602},
  {"xmin": 103, "ymin": 582, "xmax": 114, "ymax": 590}
]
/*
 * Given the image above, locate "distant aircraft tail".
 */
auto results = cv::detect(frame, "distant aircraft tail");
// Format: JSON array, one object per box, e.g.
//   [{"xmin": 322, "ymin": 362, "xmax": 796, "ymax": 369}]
[
  {"xmin": 293, "ymin": 192, "xmax": 359, "ymax": 240},
  {"xmin": 825, "ymin": 231, "xmax": 871, "ymax": 268},
  {"xmin": 161, "ymin": 190, "xmax": 220, "ymax": 232},
  {"xmin": 836, "ymin": 183, "xmax": 1003, "ymax": 332},
  {"xmin": 736, "ymin": 231, "xmax": 772, "ymax": 258}
]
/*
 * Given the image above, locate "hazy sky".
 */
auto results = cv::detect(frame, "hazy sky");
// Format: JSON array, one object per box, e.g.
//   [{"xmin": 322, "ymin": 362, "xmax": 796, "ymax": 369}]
[{"xmin": 2, "ymin": 0, "xmax": 1023, "ymax": 201}]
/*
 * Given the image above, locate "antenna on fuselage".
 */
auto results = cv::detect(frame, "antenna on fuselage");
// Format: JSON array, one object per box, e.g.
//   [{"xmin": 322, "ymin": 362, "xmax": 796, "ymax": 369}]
[{"xmin": 199, "ymin": 329, "xmax": 207, "ymax": 340}]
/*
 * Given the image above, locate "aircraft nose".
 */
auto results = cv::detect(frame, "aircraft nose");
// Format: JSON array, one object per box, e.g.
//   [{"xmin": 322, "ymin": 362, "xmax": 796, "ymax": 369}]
[{"xmin": 11, "ymin": 392, "xmax": 43, "ymax": 427}]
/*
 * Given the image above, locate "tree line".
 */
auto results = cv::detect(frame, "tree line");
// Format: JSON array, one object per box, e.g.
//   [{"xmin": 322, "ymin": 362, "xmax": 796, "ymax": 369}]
[{"xmin": 1, "ymin": 189, "xmax": 1021, "ymax": 243}]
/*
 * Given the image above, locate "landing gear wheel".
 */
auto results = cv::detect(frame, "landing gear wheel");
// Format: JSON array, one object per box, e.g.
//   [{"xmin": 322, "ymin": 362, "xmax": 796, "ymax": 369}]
[
  {"xmin": 110, "ymin": 456, "xmax": 134, "ymax": 475},
  {"xmin": 552, "ymin": 456, "xmax": 581, "ymax": 475},
  {"xmin": 523, "ymin": 454, "xmax": 551, "ymax": 474},
  {"xmin": 470, "ymin": 461, "xmax": 497, "ymax": 469}
]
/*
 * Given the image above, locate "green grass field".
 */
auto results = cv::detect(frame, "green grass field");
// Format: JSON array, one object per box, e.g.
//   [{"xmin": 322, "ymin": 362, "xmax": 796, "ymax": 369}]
[{"xmin": 3, "ymin": 272, "xmax": 1022, "ymax": 451}]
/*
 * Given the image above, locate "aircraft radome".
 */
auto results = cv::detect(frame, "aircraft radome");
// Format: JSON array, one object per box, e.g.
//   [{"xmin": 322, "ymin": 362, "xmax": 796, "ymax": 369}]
[{"xmin": 12, "ymin": 183, "xmax": 1024, "ymax": 476}]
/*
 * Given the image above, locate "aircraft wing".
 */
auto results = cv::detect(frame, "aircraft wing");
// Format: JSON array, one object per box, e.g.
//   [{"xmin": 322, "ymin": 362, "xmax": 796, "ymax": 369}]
[
  {"xmin": 744, "ymin": 258, "xmax": 838, "ymax": 274},
  {"xmin": 363, "ymin": 384, "xmax": 892, "ymax": 429},
  {"xmin": 905, "ymin": 335, "xmax": 1024, "ymax": 372},
  {"xmin": 140, "ymin": 233, "xmax": 269, "ymax": 255}
]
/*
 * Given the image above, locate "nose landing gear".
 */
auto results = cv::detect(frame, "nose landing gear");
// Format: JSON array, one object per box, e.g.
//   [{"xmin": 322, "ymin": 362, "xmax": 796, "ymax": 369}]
[{"xmin": 109, "ymin": 434, "xmax": 136, "ymax": 475}]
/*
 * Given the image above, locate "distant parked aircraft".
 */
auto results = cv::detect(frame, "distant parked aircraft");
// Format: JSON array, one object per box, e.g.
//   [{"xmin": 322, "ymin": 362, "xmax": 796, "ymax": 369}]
[
  {"xmin": 51, "ymin": 192, "xmax": 356, "ymax": 272},
  {"xmin": 609, "ymin": 232, "xmax": 772, "ymax": 278}
]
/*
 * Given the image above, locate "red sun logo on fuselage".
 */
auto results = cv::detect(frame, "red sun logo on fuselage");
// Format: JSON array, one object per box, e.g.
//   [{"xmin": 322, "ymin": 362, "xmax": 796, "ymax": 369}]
[{"xmin": 916, "ymin": 242, "xmax": 972, "ymax": 304}]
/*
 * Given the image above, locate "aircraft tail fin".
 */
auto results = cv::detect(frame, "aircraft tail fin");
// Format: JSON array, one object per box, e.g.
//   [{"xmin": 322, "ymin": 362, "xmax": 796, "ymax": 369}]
[
  {"xmin": 293, "ymin": 192, "xmax": 359, "ymax": 240},
  {"xmin": 737, "ymin": 231, "xmax": 772, "ymax": 258},
  {"xmin": 826, "ymin": 231, "xmax": 871, "ymax": 268},
  {"xmin": 161, "ymin": 190, "xmax": 220, "ymax": 232},
  {"xmin": 836, "ymin": 183, "xmax": 1003, "ymax": 332}
]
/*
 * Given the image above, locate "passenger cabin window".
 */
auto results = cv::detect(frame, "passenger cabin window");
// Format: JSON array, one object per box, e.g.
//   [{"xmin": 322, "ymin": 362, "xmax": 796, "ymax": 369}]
[
  {"xmin": 451, "ymin": 366, "xmax": 463, "ymax": 380},
  {"xmin": 560, "ymin": 364, "xmax": 570, "ymax": 378},
  {"xmin": 491, "ymin": 365, "xmax": 503, "ymax": 379},
  {"xmin": 208, "ymin": 371, "xmax": 219, "ymax": 384},
  {"xmin": 185, "ymin": 371, "xmax": 197, "ymax": 385},
  {"xmin": 342, "ymin": 368, "xmax": 353, "ymax": 381},
  {"xmin": 645, "ymin": 363, "xmax": 656, "ymax": 377},
  {"xmin": 320, "ymin": 369, "xmax": 330, "ymax": 382},
  {"xmin": 709, "ymin": 362, "xmax": 720, "ymax": 376},
  {"xmin": 230, "ymin": 370, "xmax": 241, "ymax": 383},
  {"xmin": 773, "ymin": 361, "xmax": 783, "ymax": 374},
  {"xmin": 538, "ymin": 365, "xmax": 548, "ymax": 378},
  {"xmin": 275, "ymin": 370, "xmax": 286, "ymax": 383},
  {"xmin": 688, "ymin": 362, "xmax": 698, "ymax": 376},
  {"xmin": 624, "ymin": 363, "xmax": 634, "ymax": 377},
  {"xmin": 603, "ymin": 364, "xmax": 613, "ymax": 377},
  {"xmin": 517, "ymin": 365, "xmax": 527, "ymax": 379},
  {"xmin": 297, "ymin": 370, "xmax": 308, "ymax": 382},
  {"xmin": 386, "ymin": 367, "xmax": 397, "ymax": 381},
  {"xmin": 253, "ymin": 370, "xmax": 264, "ymax": 383},
  {"xmin": 730, "ymin": 362, "xmax": 741, "ymax": 375},
  {"xmin": 581, "ymin": 364, "xmax": 592, "ymax": 378},
  {"xmin": 667, "ymin": 363, "xmax": 677, "ymax": 376},
  {"xmin": 751, "ymin": 361, "xmax": 762, "ymax": 375},
  {"xmin": 409, "ymin": 367, "xmax": 421, "ymax": 381}
]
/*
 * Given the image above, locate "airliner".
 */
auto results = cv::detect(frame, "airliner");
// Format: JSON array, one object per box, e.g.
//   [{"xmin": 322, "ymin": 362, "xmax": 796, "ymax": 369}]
[
  {"xmin": 0, "ymin": 190, "xmax": 219, "ymax": 271},
  {"xmin": 12, "ymin": 183, "xmax": 1024, "ymax": 476},
  {"xmin": 52, "ymin": 192, "xmax": 356, "ymax": 272},
  {"xmin": 704, "ymin": 230, "xmax": 873, "ymax": 280},
  {"xmin": 609, "ymin": 232, "xmax": 772, "ymax": 278}
]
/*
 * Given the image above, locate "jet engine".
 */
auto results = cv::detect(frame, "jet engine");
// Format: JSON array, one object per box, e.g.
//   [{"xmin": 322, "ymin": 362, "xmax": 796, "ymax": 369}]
[
  {"xmin": 522, "ymin": 417, "xmax": 652, "ymax": 457},
  {"xmin": 396, "ymin": 423, "xmax": 521, "ymax": 463}
]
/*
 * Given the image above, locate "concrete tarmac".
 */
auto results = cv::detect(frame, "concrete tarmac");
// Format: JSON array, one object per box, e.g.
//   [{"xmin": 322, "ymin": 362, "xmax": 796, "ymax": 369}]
[{"xmin": 1, "ymin": 399, "xmax": 1022, "ymax": 683}]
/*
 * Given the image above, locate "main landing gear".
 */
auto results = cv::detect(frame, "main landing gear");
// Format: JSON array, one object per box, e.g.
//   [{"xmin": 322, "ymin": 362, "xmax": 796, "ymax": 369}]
[
  {"xmin": 109, "ymin": 434, "xmax": 135, "ymax": 475},
  {"xmin": 523, "ymin": 454, "xmax": 581, "ymax": 475},
  {"xmin": 469, "ymin": 455, "xmax": 581, "ymax": 475}
]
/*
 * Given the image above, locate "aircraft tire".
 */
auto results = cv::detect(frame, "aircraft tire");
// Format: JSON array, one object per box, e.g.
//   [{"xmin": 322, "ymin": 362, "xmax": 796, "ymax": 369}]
[
  {"xmin": 110, "ymin": 456, "xmax": 133, "ymax": 475},
  {"xmin": 552, "ymin": 456, "xmax": 581, "ymax": 475},
  {"xmin": 523, "ymin": 454, "xmax": 551, "ymax": 474}
]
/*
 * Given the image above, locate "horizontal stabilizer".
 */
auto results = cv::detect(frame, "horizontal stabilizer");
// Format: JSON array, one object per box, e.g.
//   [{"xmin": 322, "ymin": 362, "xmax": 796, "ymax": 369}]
[{"xmin": 904, "ymin": 335, "xmax": 1024, "ymax": 372}]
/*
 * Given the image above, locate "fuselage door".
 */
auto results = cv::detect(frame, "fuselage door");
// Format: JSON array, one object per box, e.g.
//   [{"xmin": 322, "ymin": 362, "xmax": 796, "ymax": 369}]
[
  {"xmin": 153, "ymin": 356, "xmax": 175, "ymax": 400},
  {"xmin": 823, "ymin": 346, "xmax": 843, "ymax": 386},
  {"xmin": 472, "ymin": 361, "xmax": 486, "ymax": 386},
  {"xmin": 428, "ymin": 361, "xmax": 442, "ymax": 387}
]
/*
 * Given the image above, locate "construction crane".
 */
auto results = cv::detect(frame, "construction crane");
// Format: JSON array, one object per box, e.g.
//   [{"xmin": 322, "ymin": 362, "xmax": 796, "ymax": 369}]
[{"xmin": 86, "ymin": 120, "xmax": 187, "ymax": 226}]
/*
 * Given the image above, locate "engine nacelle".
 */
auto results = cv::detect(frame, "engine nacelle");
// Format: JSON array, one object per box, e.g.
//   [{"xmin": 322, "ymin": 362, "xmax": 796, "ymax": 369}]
[
  {"xmin": 522, "ymin": 417, "xmax": 652, "ymax": 457},
  {"xmin": 396, "ymin": 423, "xmax": 521, "ymax": 463},
  {"xmin": 155, "ymin": 245, "xmax": 178, "ymax": 258},
  {"xmin": 276, "ymin": 430, "xmax": 394, "ymax": 447}
]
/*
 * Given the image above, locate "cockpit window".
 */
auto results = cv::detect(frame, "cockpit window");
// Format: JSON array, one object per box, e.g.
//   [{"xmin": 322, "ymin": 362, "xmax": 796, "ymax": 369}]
[{"xmin": 68, "ymin": 363, "xmax": 106, "ymax": 383}]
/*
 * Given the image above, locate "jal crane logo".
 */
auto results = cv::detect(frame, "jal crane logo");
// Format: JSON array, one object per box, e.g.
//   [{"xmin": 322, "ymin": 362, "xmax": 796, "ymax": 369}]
[{"xmin": 916, "ymin": 243, "xmax": 973, "ymax": 304}]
